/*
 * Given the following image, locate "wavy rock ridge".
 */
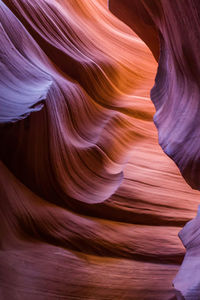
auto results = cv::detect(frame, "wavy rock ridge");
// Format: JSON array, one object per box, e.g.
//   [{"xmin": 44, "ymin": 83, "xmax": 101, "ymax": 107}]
[{"xmin": 1, "ymin": 0, "xmax": 200, "ymax": 299}]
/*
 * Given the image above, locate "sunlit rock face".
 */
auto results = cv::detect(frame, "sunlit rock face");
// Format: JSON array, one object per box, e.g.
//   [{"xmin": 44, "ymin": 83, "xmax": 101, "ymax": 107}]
[
  {"xmin": 1, "ymin": 0, "xmax": 156, "ymax": 204},
  {"xmin": 109, "ymin": 0, "xmax": 200, "ymax": 298},
  {"xmin": 0, "ymin": 0, "xmax": 200, "ymax": 299},
  {"xmin": 109, "ymin": 0, "xmax": 200, "ymax": 191}
]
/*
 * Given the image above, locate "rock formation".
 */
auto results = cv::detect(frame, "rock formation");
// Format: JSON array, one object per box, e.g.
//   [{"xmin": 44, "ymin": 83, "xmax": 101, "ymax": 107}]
[{"xmin": 1, "ymin": 0, "xmax": 200, "ymax": 299}]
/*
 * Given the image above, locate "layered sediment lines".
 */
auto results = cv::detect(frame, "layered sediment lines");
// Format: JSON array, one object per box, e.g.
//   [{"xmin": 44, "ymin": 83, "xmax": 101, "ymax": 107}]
[{"xmin": 1, "ymin": 0, "xmax": 200, "ymax": 299}]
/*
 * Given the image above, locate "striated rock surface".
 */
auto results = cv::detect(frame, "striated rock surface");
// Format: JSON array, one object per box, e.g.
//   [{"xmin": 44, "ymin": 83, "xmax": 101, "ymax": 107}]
[
  {"xmin": 109, "ymin": 0, "xmax": 200, "ymax": 191},
  {"xmin": 1, "ymin": 0, "xmax": 200, "ymax": 299},
  {"xmin": 109, "ymin": 1, "xmax": 200, "ymax": 298}
]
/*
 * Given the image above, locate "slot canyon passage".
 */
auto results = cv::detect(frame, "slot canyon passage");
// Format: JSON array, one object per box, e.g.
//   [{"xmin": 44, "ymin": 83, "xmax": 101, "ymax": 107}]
[{"xmin": 1, "ymin": 0, "xmax": 200, "ymax": 299}]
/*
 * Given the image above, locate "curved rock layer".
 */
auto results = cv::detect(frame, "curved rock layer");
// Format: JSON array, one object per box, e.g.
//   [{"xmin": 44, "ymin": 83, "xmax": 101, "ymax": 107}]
[
  {"xmin": 109, "ymin": 1, "xmax": 200, "ymax": 298},
  {"xmin": 0, "ymin": 0, "xmax": 200, "ymax": 299},
  {"xmin": 110, "ymin": 0, "xmax": 200, "ymax": 191}
]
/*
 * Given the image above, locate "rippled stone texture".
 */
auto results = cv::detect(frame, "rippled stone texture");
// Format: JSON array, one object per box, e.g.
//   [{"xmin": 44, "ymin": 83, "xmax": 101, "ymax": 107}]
[
  {"xmin": 110, "ymin": 0, "xmax": 200, "ymax": 191},
  {"xmin": 1, "ymin": 0, "xmax": 200, "ymax": 299},
  {"xmin": 109, "ymin": 0, "xmax": 200, "ymax": 298}
]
